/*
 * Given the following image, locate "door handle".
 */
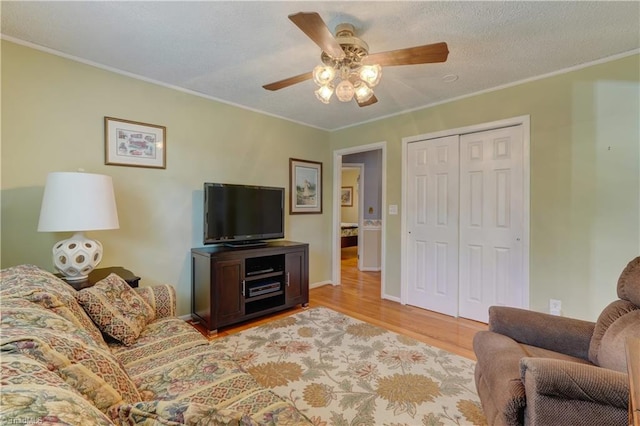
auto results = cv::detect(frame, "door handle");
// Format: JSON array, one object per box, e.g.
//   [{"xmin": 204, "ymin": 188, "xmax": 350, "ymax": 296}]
[
  {"xmin": 242, "ymin": 280, "xmax": 246, "ymax": 297},
  {"xmin": 287, "ymin": 272, "xmax": 290, "ymax": 287}
]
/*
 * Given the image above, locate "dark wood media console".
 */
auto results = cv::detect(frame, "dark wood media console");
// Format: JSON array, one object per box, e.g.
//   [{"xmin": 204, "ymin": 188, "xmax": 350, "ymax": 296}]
[{"xmin": 191, "ymin": 241, "xmax": 309, "ymax": 335}]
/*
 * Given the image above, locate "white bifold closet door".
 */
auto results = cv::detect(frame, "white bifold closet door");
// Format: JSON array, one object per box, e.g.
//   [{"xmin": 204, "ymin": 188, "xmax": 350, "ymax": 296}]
[
  {"xmin": 407, "ymin": 125, "xmax": 525, "ymax": 323},
  {"xmin": 407, "ymin": 135, "xmax": 460, "ymax": 316}
]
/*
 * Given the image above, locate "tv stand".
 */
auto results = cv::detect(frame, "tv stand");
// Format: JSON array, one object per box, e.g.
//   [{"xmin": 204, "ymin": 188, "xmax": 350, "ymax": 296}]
[
  {"xmin": 245, "ymin": 267, "xmax": 274, "ymax": 276},
  {"xmin": 191, "ymin": 241, "xmax": 309, "ymax": 335},
  {"xmin": 223, "ymin": 240, "xmax": 267, "ymax": 248}
]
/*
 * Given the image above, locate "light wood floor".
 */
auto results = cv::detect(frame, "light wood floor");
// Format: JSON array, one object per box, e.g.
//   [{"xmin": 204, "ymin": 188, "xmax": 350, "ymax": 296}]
[{"xmin": 213, "ymin": 246, "xmax": 487, "ymax": 360}]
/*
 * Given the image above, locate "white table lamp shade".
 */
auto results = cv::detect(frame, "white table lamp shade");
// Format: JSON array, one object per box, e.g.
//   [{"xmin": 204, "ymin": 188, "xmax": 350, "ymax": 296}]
[
  {"xmin": 38, "ymin": 172, "xmax": 119, "ymax": 280},
  {"xmin": 38, "ymin": 172, "xmax": 119, "ymax": 232}
]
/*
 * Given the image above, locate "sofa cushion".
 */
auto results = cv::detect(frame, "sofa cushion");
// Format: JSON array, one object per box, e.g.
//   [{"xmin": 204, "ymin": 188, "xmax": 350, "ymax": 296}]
[
  {"xmin": 76, "ymin": 273, "xmax": 155, "ymax": 346},
  {"xmin": 114, "ymin": 397, "xmax": 311, "ymax": 425},
  {"xmin": 113, "ymin": 399, "xmax": 252, "ymax": 425},
  {"xmin": 109, "ymin": 317, "xmax": 208, "ymax": 371},
  {"xmin": 1, "ymin": 298, "xmax": 103, "ymax": 350},
  {"xmin": 1, "ymin": 298, "xmax": 141, "ymax": 414},
  {"xmin": 518, "ymin": 343, "xmax": 593, "ymax": 365},
  {"xmin": 1, "ymin": 353, "xmax": 114, "ymax": 425},
  {"xmin": 122, "ymin": 343, "xmax": 311, "ymax": 425},
  {"xmin": 618, "ymin": 256, "xmax": 640, "ymax": 306},
  {"xmin": 134, "ymin": 284, "xmax": 176, "ymax": 319},
  {"xmin": 597, "ymin": 309, "xmax": 640, "ymax": 372},
  {"xmin": 0, "ymin": 264, "xmax": 107, "ymax": 349},
  {"xmin": 589, "ymin": 299, "xmax": 638, "ymax": 365}
]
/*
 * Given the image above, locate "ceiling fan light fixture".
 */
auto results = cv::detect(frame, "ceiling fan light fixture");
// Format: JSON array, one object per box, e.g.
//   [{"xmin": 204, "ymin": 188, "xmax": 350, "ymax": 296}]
[
  {"xmin": 313, "ymin": 65, "xmax": 336, "ymax": 86},
  {"xmin": 359, "ymin": 64, "xmax": 382, "ymax": 87},
  {"xmin": 335, "ymin": 79, "xmax": 355, "ymax": 102},
  {"xmin": 315, "ymin": 84, "xmax": 334, "ymax": 104},
  {"xmin": 265, "ymin": 12, "xmax": 449, "ymax": 109}
]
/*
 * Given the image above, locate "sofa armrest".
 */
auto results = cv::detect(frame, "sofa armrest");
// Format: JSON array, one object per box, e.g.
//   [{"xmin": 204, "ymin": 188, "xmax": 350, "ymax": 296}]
[
  {"xmin": 521, "ymin": 357, "xmax": 628, "ymax": 409},
  {"xmin": 134, "ymin": 285, "xmax": 176, "ymax": 319},
  {"xmin": 489, "ymin": 306, "xmax": 595, "ymax": 360}
]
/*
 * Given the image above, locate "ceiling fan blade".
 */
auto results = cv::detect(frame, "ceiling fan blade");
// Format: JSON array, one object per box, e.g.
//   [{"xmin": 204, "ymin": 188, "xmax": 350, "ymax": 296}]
[
  {"xmin": 263, "ymin": 71, "xmax": 313, "ymax": 91},
  {"xmin": 357, "ymin": 94, "xmax": 378, "ymax": 107},
  {"xmin": 289, "ymin": 12, "xmax": 345, "ymax": 60},
  {"xmin": 362, "ymin": 42, "xmax": 449, "ymax": 66}
]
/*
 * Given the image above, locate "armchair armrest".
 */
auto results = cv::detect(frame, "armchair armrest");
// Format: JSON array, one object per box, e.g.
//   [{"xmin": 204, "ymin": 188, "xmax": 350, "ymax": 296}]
[
  {"xmin": 521, "ymin": 357, "xmax": 628, "ymax": 409},
  {"xmin": 489, "ymin": 306, "xmax": 595, "ymax": 360},
  {"xmin": 134, "ymin": 285, "xmax": 176, "ymax": 319}
]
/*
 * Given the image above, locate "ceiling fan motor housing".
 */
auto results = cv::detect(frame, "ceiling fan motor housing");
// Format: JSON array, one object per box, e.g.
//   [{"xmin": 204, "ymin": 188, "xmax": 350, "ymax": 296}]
[{"xmin": 321, "ymin": 23, "xmax": 369, "ymax": 70}]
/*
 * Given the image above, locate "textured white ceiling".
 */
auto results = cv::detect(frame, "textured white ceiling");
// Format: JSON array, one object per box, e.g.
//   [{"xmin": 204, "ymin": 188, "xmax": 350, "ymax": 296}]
[{"xmin": 2, "ymin": 1, "xmax": 639, "ymax": 130}]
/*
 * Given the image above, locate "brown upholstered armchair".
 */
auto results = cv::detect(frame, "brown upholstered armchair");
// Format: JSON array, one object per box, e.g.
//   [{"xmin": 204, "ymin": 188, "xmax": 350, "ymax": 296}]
[{"xmin": 474, "ymin": 257, "xmax": 640, "ymax": 425}]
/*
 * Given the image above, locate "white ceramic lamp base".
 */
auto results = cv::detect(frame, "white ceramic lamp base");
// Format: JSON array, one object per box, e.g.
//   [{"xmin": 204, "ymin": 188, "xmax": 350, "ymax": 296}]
[{"xmin": 52, "ymin": 232, "xmax": 103, "ymax": 281}]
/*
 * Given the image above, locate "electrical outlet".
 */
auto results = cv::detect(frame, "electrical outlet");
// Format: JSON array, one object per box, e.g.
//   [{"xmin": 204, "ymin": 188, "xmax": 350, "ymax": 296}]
[{"xmin": 549, "ymin": 299, "xmax": 562, "ymax": 316}]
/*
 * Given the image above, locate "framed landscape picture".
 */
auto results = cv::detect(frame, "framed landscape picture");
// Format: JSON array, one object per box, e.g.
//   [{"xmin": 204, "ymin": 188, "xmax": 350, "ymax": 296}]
[
  {"xmin": 290, "ymin": 158, "xmax": 322, "ymax": 214},
  {"xmin": 105, "ymin": 117, "xmax": 166, "ymax": 169},
  {"xmin": 341, "ymin": 186, "xmax": 353, "ymax": 207}
]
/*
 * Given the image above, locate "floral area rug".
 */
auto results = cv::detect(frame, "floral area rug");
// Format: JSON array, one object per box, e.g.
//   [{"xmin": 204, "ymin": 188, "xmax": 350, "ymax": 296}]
[{"xmin": 209, "ymin": 307, "xmax": 487, "ymax": 426}]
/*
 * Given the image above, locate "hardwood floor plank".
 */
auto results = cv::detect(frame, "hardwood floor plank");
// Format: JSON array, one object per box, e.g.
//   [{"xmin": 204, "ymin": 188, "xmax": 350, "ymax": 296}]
[{"xmin": 204, "ymin": 247, "xmax": 487, "ymax": 360}]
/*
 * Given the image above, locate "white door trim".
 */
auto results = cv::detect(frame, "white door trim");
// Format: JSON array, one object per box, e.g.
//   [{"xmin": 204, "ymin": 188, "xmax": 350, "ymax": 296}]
[
  {"xmin": 332, "ymin": 142, "xmax": 387, "ymax": 300},
  {"xmin": 401, "ymin": 115, "xmax": 530, "ymax": 309}
]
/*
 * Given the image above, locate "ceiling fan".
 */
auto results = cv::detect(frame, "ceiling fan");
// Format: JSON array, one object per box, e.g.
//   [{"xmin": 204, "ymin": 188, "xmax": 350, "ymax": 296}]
[{"xmin": 263, "ymin": 12, "xmax": 449, "ymax": 107}]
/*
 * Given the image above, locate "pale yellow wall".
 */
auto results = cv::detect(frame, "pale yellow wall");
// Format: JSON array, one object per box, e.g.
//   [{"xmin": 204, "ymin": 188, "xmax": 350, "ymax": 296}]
[
  {"xmin": 3, "ymin": 39, "xmax": 638, "ymax": 322},
  {"xmin": 1, "ymin": 40, "xmax": 333, "ymax": 315},
  {"xmin": 340, "ymin": 168, "xmax": 359, "ymax": 223},
  {"xmin": 329, "ymin": 54, "xmax": 640, "ymax": 321}
]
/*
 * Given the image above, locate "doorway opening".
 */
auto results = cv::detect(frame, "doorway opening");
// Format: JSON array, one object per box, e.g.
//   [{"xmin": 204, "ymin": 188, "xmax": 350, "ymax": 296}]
[
  {"xmin": 341, "ymin": 163, "xmax": 364, "ymax": 270},
  {"xmin": 332, "ymin": 142, "xmax": 386, "ymax": 299}
]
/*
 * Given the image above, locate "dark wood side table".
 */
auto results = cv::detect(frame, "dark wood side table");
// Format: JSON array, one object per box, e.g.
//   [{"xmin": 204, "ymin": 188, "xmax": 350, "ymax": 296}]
[{"xmin": 56, "ymin": 267, "xmax": 140, "ymax": 290}]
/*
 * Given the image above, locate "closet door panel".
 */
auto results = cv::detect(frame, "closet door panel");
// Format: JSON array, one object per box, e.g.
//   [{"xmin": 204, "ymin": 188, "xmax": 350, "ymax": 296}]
[
  {"xmin": 406, "ymin": 136, "xmax": 459, "ymax": 316},
  {"xmin": 459, "ymin": 126, "xmax": 524, "ymax": 322}
]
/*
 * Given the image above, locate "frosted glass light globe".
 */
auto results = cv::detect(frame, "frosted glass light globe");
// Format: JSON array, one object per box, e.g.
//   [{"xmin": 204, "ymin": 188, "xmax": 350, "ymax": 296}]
[
  {"xmin": 315, "ymin": 84, "xmax": 334, "ymax": 104},
  {"xmin": 335, "ymin": 80, "xmax": 355, "ymax": 102},
  {"xmin": 313, "ymin": 65, "xmax": 336, "ymax": 86}
]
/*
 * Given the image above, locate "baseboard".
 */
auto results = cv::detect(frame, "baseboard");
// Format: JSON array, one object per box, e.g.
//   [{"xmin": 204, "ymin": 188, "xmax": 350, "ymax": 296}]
[
  {"xmin": 178, "ymin": 314, "xmax": 192, "ymax": 321},
  {"xmin": 310, "ymin": 280, "xmax": 332, "ymax": 289},
  {"xmin": 382, "ymin": 293, "xmax": 401, "ymax": 303},
  {"xmin": 360, "ymin": 267, "xmax": 381, "ymax": 272}
]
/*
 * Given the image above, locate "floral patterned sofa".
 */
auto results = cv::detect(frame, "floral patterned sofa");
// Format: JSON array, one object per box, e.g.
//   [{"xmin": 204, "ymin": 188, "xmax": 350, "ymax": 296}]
[{"xmin": 0, "ymin": 264, "xmax": 311, "ymax": 425}]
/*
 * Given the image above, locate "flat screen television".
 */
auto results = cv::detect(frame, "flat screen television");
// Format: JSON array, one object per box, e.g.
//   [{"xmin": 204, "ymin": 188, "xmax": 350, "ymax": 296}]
[{"xmin": 203, "ymin": 183, "xmax": 284, "ymax": 247}]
